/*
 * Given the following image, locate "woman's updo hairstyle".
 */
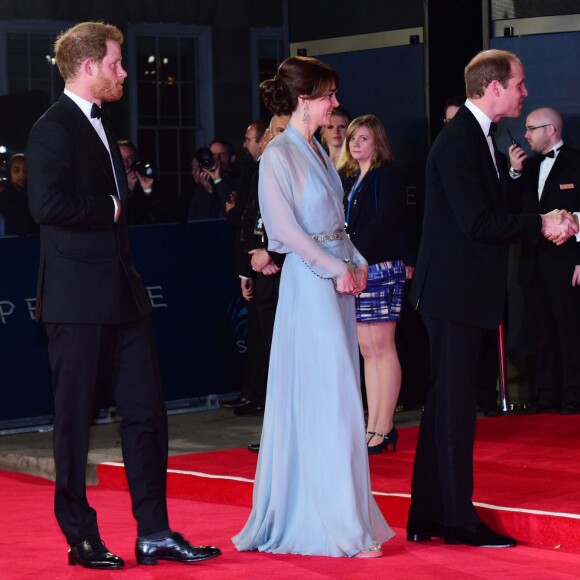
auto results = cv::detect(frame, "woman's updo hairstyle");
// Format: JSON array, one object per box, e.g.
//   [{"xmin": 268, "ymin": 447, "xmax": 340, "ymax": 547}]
[{"xmin": 260, "ymin": 56, "xmax": 339, "ymax": 116}]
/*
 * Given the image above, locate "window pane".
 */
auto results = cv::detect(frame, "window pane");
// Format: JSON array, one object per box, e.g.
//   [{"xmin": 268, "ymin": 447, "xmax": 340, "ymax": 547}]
[
  {"xmin": 180, "ymin": 128, "xmax": 199, "ymax": 165},
  {"xmin": 7, "ymin": 35, "xmax": 29, "ymax": 82},
  {"xmin": 137, "ymin": 128, "xmax": 157, "ymax": 161},
  {"xmin": 179, "ymin": 37, "xmax": 198, "ymax": 83},
  {"xmin": 7, "ymin": 32, "xmax": 63, "ymax": 101},
  {"xmin": 9, "ymin": 79, "xmax": 28, "ymax": 93},
  {"xmin": 138, "ymin": 82, "xmax": 158, "ymax": 124},
  {"xmin": 180, "ymin": 82, "xmax": 198, "ymax": 126},
  {"xmin": 159, "ymin": 83, "xmax": 179, "ymax": 125},
  {"xmin": 136, "ymin": 36, "xmax": 157, "ymax": 82},
  {"xmin": 158, "ymin": 37, "xmax": 179, "ymax": 83},
  {"xmin": 258, "ymin": 38, "xmax": 282, "ymax": 81},
  {"xmin": 136, "ymin": 31, "xmax": 202, "ymax": 199},
  {"xmin": 256, "ymin": 35, "xmax": 283, "ymax": 120},
  {"xmin": 30, "ymin": 35, "xmax": 52, "ymax": 81}
]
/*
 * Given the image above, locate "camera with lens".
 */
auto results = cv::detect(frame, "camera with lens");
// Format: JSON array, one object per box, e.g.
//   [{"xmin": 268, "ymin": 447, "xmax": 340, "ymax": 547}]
[
  {"xmin": 130, "ymin": 160, "xmax": 158, "ymax": 181},
  {"xmin": 195, "ymin": 147, "xmax": 217, "ymax": 172}
]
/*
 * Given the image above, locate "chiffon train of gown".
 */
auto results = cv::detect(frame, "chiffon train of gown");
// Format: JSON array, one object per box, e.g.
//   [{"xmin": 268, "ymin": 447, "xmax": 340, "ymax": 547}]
[{"xmin": 232, "ymin": 124, "xmax": 394, "ymax": 557}]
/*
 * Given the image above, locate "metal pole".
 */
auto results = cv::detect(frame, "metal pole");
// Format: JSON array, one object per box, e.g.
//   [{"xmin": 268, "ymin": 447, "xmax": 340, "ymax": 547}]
[{"xmin": 497, "ymin": 322, "xmax": 510, "ymax": 412}]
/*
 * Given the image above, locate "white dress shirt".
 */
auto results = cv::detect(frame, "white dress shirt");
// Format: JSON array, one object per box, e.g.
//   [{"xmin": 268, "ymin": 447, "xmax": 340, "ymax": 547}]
[
  {"xmin": 465, "ymin": 99, "xmax": 498, "ymax": 176},
  {"xmin": 64, "ymin": 89, "xmax": 120, "ymax": 220},
  {"xmin": 538, "ymin": 139, "xmax": 564, "ymax": 199}
]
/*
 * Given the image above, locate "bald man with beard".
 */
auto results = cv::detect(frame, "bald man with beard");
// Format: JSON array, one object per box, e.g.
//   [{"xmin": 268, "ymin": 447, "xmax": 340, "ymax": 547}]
[{"xmin": 509, "ymin": 107, "xmax": 580, "ymax": 415}]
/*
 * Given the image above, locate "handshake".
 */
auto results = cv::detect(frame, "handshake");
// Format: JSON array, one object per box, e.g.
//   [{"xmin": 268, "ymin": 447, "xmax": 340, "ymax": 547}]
[{"xmin": 541, "ymin": 209, "xmax": 579, "ymax": 245}]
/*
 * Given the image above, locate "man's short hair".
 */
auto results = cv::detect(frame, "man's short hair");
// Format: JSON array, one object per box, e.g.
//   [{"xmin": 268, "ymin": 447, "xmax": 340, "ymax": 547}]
[
  {"xmin": 248, "ymin": 120, "xmax": 267, "ymax": 141},
  {"xmin": 209, "ymin": 138, "xmax": 235, "ymax": 156},
  {"xmin": 54, "ymin": 21, "xmax": 124, "ymax": 81},
  {"xmin": 443, "ymin": 95, "xmax": 465, "ymax": 116},
  {"xmin": 464, "ymin": 49, "xmax": 521, "ymax": 99},
  {"xmin": 117, "ymin": 140, "xmax": 138, "ymax": 153}
]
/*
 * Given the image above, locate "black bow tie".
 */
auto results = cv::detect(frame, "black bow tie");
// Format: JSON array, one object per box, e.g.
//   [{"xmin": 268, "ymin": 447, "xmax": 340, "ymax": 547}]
[
  {"xmin": 91, "ymin": 104, "xmax": 103, "ymax": 119},
  {"xmin": 539, "ymin": 148, "xmax": 560, "ymax": 161}
]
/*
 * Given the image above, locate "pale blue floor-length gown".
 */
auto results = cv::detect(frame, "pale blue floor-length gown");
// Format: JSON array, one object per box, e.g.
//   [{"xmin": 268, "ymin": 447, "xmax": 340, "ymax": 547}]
[{"xmin": 232, "ymin": 123, "xmax": 394, "ymax": 557}]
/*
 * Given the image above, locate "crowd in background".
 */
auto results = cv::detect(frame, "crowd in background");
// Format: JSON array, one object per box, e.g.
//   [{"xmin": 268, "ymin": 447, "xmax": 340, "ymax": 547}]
[{"xmin": 2, "ymin": 64, "xmax": 578, "ymax": 427}]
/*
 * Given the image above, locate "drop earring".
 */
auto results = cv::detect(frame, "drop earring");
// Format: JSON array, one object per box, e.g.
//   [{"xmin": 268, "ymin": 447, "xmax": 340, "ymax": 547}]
[{"xmin": 302, "ymin": 101, "xmax": 309, "ymax": 124}]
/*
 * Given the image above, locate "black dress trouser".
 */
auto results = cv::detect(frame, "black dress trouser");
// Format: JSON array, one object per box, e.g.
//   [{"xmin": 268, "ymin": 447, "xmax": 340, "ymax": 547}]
[
  {"xmin": 408, "ymin": 315, "xmax": 484, "ymax": 528},
  {"xmin": 46, "ymin": 316, "xmax": 169, "ymax": 545}
]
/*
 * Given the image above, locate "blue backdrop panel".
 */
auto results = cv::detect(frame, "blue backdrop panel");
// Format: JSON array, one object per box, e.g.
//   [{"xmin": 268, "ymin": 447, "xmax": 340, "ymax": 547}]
[
  {"xmin": 320, "ymin": 44, "xmax": 427, "ymax": 181},
  {"xmin": 0, "ymin": 220, "xmax": 244, "ymax": 426},
  {"xmin": 492, "ymin": 32, "xmax": 580, "ymax": 151},
  {"xmin": 490, "ymin": 33, "xmax": 580, "ymax": 359},
  {"xmin": 0, "ymin": 235, "xmax": 52, "ymax": 422}
]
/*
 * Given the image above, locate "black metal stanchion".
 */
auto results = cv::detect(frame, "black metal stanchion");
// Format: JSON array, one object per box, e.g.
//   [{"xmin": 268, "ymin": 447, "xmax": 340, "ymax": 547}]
[{"xmin": 497, "ymin": 322, "xmax": 512, "ymax": 413}]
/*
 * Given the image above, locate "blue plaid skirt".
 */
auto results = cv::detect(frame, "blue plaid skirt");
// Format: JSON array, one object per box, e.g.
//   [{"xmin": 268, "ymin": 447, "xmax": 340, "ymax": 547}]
[{"xmin": 355, "ymin": 260, "xmax": 406, "ymax": 322}]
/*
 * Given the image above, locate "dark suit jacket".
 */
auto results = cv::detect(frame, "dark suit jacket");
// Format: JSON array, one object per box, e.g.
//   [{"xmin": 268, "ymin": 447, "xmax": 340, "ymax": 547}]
[
  {"xmin": 239, "ymin": 163, "xmax": 284, "ymax": 277},
  {"xmin": 341, "ymin": 164, "xmax": 412, "ymax": 266},
  {"xmin": 26, "ymin": 93, "xmax": 151, "ymax": 324},
  {"xmin": 511, "ymin": 144, "xmax": 580, "ymax": 284},
  {"xmin": 410, "ymin": 105, "xmax": 541, "ymax": 329}
]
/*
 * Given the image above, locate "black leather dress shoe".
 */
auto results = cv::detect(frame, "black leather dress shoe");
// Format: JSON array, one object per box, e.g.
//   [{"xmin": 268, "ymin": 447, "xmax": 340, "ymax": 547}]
[
  {"xmin": 136, "ymin": 531, "xmax": 221, "ymax": 565},
  {"xmin": 221, "ymin": 396, "xmax": 248, "ymax": 409},
  {"xmin": 68, "ymin": 538, "xmax": 125, "ymax": 569},
  {"xmin": 234, "ymin": 400, "xmax": 264, "ymax": 417},
  {"xmin": 248, "ymin": 443, "xmax": 260, "ymax": 453},
  {"xmin": 561, "ymin": 402, "xmax": 580, "ymax": 415},
  {"xmin": 406, "ymin": 520, "xmax": 446, "ymax": 542},
  {"xmin": 444, "ymin": 521, "xmax": 516, "ymax": 547}
]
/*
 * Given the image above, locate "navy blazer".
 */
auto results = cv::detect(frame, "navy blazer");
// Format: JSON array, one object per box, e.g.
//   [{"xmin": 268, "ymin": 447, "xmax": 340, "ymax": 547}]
[
  {"xmin": 26, "ymin": 93, "xmax": 151, "ymax": 324},
  {"xmin": 410, "ymin": 104, "xmax": 541, "ymax": 329},
  {"xmin": 511, "ymin": 144, "xmax": 580, "ymax": 284},
  {"xmin": 342, "ymin": 164, "xmax": 412, "ymax": 266}
]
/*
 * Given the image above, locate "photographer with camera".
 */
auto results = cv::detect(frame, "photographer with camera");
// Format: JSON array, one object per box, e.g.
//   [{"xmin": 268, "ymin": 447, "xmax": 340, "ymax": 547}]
[
  {"xmin": 118, "ymin": 140, "xmax": 170, "ymax": 224},
  {"xmin": 183, "ymin": 145, "xmax": 236, "ymax": 220}
]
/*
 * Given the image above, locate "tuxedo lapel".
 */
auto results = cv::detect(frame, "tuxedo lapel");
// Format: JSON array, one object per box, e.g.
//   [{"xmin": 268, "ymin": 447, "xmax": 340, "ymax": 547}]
[
  {"xmin": 541, "ymin": 145, "xmax": 567, "ymax": 195},
  {"xmin": 461, "ymin": 108, "xmax": 500, "ymax": 186},
  {"xmin": 102, "ymin": 118, "xmax": 129, "ymax": 202},
  {"xmin": 538, "ymin": 146, "xmax": 570, "ymax": 208},
  {"xmin": 59, "ymin": 94, "xmax": 122, "ymax": 199},
  {"xmin": 525, "ymin": 158, "xmax": 542, "ymax": 210}
]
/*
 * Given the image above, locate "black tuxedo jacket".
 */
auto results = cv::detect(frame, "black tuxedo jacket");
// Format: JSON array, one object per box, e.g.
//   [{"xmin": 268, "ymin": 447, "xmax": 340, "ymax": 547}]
[
  {"xmin": 239, "ymin": 163, "xmax": 285, "ymax": 276},
  {"xmin": 410, "ymin": 105, "xmax": 541, "ymax": 329},
  {"xmin": 511, "ymin": 144, "xmax": 580, "ymax": 284},
  {"xmin": 26, "ymin": 93, "xmax": 151, "ymax": 324}
]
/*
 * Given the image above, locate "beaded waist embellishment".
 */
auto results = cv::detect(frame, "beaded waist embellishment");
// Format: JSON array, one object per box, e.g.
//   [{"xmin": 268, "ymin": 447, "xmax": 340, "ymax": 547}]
[{"xmin": 311, "ymin": 232, "xmax": 343, "ymax": 243}]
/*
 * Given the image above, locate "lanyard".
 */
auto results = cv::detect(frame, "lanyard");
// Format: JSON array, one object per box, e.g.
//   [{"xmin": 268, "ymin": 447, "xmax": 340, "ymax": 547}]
[{"xmin": 345, "ymin": 172, "xmax": 363, "ymax": 228}]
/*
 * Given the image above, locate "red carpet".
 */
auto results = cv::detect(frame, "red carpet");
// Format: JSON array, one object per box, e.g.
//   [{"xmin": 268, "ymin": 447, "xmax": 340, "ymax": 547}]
[
  {"xmin": 98, "ymin": 414, "xmax": 580, "ymax": 552},
  {"xmin": 2, "ymin": 469, "xmax": 580, "ymax": 579}
]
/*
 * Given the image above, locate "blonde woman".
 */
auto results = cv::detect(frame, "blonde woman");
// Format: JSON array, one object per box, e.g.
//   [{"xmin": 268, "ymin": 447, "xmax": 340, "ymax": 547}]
[
  {"xmin": 320, "ymin": 106, "xmax": 350, "ymax": 167},
  {"xmin": 338, "ymin": 114, "xmax": 412, "ymax": 454}
]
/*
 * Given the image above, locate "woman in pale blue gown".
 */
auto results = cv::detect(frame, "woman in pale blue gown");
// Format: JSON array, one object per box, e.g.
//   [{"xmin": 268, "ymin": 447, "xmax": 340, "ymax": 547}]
[{"xmin": 232, "ymin": 56, "xmax": 394, "ymax": 558}]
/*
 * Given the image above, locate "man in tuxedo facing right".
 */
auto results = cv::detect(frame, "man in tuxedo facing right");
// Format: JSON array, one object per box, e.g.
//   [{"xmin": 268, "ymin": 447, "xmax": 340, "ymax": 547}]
[
  {"xmin": 408, "ymin": 49, "xmax": 578, "ymax": 548},
  {"xmin": 26, "ymin": 21, "xmax": 221, "ymax": 569}
]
